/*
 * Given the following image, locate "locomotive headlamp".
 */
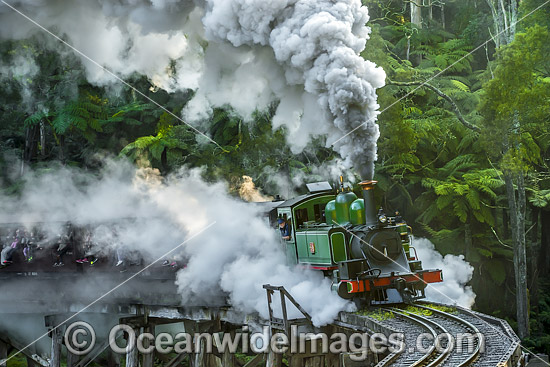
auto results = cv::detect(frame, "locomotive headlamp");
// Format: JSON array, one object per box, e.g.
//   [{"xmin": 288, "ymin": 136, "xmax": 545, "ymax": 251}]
[{"xmin": 378, "ymin": 214, "xmax": 387, "ymax": 224}]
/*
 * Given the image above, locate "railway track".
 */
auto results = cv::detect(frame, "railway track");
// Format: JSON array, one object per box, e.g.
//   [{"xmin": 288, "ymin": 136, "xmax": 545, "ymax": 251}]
[
  {"xmin": 389, "ymin": 305, "xmax": 482, "ymax": 367},
  {"xmin": 340, "ymin": 302, "xmax": 523, "ymax": 367},
  {"xmin": 382, "ymin": 306, "xmax": 453, "ymax": 367}
]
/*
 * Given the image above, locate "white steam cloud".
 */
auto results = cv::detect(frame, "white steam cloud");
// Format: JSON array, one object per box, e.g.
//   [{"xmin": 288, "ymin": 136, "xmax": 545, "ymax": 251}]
[
  {"xmin": 0, "ymin": 0, "xmax": 385, "ymax": 178},
  {"xmin": 0, "ymin": 160, "xmax": 352, "ymax": 326},
  {"xmin": 413, "ymin": 237, "xmax": 476, "ymax": 308}
]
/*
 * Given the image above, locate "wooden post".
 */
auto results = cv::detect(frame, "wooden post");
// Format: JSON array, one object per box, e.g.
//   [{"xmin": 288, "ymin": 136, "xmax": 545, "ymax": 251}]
[
  {"xmin": 288, "ymin": 356, "xmax": 303, "ymax": 367},
  {"xmin": 325, "ymin": 353, "xmax": 340, "ymax": 367},
  {"xmin": 194, "ymin": 337, "xmax": 205, "ymax": 367},
  {"xmin": 304, "ymin": 356, "xmax": 324, "ymax": 367},
  {"xmin": 222, "ymin": 343, "xmax": 235, "ymax": 367},
  {"xmin": 50, "ymin": 327, "xmax": 63, "ymax": 367},
  {"xmin": 125, "ymin": 328, "xmax": 139, "ymax": 367},
  {"xmin": 165, "ymin": 353, "xmax": 187, "ymax": 367},
  {"xmin": 26, "ymin": 356, "xmax": 38, "ymax": 367},
  {"xmin": 106, "ymin": 349, "xmax": 121, "ymax": 367},
  {"xmin": 206, "ymin": 354, "xmax": 222, "ymax": 367},
  {"xmin": 184, "ymin": 320, "xmax": 197, "ymax": 367},
  {"xmin": 0, "ymin": 340, "xmax": 7, "ymax": 367},
  {"xmin": 142, "ymin": 326, "xmax": 154, "ymax": 367},
  {"xmin": 66, "ymin": 350, "xmax": 79, "ymax": 367},
  {"xmin": 266, "ymin": 350, "xmax": 282, "ymax": 367}
]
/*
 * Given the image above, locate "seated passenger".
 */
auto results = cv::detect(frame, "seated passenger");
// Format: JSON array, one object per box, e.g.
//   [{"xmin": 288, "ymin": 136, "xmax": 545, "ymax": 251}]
[
  {"xmin": 54, "ymin": 223, "xmax": 74, "ymax": 267},
  {"xmin": 76, "ymin": 231, "xmax": 99, "ymax": 265},
  {"xmin": 1, "ymin": 230, "xmax": 21, "ymax": 265},
  {"xmin": 53, "ymin": 235, "xmax": 70, "ymax": 267}
]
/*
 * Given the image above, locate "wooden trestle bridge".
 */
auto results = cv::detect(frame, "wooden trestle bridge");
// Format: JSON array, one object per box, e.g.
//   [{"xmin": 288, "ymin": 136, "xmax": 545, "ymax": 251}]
[{"xmin": 0, "ymin": 272, "xmax": 524, "ymax": 367}]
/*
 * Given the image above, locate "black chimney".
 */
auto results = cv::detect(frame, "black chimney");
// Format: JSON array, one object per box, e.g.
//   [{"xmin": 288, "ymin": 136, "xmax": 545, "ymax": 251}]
[{"xmin": 358, "ymin": 180, "xmax": 377, "ymax": 226}]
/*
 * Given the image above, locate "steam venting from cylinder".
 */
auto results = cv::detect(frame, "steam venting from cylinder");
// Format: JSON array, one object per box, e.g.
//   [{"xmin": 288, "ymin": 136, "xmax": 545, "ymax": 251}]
[{"xmin": 358, "ymin": 180, "xmax": 377, "ymax": 226}]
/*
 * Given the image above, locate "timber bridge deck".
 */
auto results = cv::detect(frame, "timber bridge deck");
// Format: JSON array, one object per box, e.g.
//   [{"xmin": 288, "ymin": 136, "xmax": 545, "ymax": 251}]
[{"xmin": 0, "ymin": 273, "xmax": 524, "ymax": 367}]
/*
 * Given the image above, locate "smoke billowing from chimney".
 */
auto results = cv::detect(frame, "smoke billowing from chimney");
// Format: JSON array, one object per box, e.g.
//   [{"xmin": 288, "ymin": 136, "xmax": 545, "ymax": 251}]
[{"xmin": 0, "ymin": 0, "xmax": 385, "ymax": 178}]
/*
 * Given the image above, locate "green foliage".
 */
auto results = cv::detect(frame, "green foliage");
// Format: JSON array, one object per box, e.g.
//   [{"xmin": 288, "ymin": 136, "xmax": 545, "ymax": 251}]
[
  {"xmin": 480, "ymin": 25, "xmax": 550, "ymax": 173},
  {"xmin": 485, "ymin": 258, "xmax": 507, "ymax": 285},
  {"xmin": 356, "ymin": 308, "xmax": 395, "ymax": 320}
]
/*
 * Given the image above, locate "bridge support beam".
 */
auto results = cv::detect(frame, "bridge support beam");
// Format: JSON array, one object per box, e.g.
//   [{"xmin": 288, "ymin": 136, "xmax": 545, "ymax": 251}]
[
  {"xmin": 26, "ymin": 356, "xmax": 38, "ymax": 367},
  {"xmin": 0, "ymin": 340, "xmax": 7, "ymax": 367},
  {"xmin": 142, "ymin": 326, "xmax": 154, "ymax": 367},
  {"xmin": 50, "ymin": 327, "xmax": 62, "ymax": 367},
  {"xmin": 222, "ymin": 343, "xmax": 235, "ymax": 367},
  {"xmin": 106, "ymin": 349, "xmax": 120, "ymax": 367},
  {"xmin": 266, "ymin": 349, "xmax": 282, "ymax": 367},
  {"xmin": 125, "ymin": 328, "xmax": 139, "ymax": 367},
  {"xmin": 66, "ymin": 350, "xmax": 79, "ymax": 367}
]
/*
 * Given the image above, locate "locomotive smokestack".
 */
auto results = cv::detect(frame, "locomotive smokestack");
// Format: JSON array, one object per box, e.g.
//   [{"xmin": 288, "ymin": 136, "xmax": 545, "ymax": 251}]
[{"xmin": 359, "ymin": 180, "xmax": 377, "ymax": 226}]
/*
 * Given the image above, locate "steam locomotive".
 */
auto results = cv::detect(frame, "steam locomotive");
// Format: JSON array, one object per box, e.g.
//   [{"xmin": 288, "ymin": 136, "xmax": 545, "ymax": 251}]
[{"xmin": 264, "ymin": 178, "xmax": 443, "ymax": 304}]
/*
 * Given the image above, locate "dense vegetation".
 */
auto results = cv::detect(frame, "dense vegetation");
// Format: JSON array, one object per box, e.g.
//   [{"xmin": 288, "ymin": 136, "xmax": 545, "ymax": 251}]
[{"xmin": 1, "ymin": 0, "xmax": 549, "ymax": 352}]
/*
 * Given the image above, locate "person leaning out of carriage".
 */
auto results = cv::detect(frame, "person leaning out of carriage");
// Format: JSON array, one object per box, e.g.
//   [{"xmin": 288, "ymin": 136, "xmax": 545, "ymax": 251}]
[{"xmin": 278, "ymin": 218, "xmax": 291, "ymax": 241}]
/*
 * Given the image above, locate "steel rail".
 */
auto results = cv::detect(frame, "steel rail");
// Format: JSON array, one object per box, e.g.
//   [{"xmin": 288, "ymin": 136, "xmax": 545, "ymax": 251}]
[
  {"xmin": 413, "ymin": 304, "xmax": 482, "ymax": 367},
  {"xmin": 379, "ymin": 307, "xmax": 451, "ymax": 367}
]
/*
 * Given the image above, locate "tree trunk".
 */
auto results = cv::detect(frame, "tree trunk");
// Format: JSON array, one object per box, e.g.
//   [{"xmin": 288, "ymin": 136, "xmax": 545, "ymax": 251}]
[
  {"xmin": 539, "ymin": 209, "xmax": 550, "ymax": 276},
  {"xmin": 498, "ymin": 0, "xmax": 509, "ymax": 40},
  {"xmin": 485, "ymin": 0, "xmax": 502, "ymax": 48},
  {"xmin": 410, "ymin": 0, "xmax": 423, "ymax": 28},
  {"xmin": 59, "ymin": 135, "xmax": 65, "ymax": 163},
  {"xmin": 410, "ymin": 0, "xmax": 423, "ymax": 64},
  {"xmin": 509, "ymin": 0, "xmax": 518, "ymax": 43},
  {"xmin": 440, "ymin": 1, "xmax": 445, "ymax": 30},
  {"xmin": 428, "ymin": 0, "xmax": 433, "ymax": 21},
  {"xmin": 39, "ymin": 121, "xmax": 46, "ymax": 158},
  {"xmin": 502, "ymin": 208, "xmax": 510, "ymax": 238},
  {"xmin": 504, "ymin": 171, "xmax": 529, "ymax": 339},
  {"xmin": 465, "ymin": 221, "xmax": 473, "ymax": 260},
  {"xmin": 529, "ymin": 206, "xmax": 539, "ymax": 312}
]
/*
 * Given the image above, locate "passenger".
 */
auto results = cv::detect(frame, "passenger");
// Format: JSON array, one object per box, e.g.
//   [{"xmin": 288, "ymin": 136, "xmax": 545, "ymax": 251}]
[
  {"xmin": 76, "ymin": 231, "xmax": 99, "ymax": 265},
  {"xmin": 53, "ymin": 223, "xmax": 74, "ymax": 267},
  {"xmin": 112, "ymin": 229, "xmax": 128, "ymax": 272},
  {"xmin": 25, "ymin": 230, "xmax": 44, "ymax": 262},
  {"xmin": 1, "ymin": 229, "xmax": 21, "ymax": 265},
  {"xmin": 0, "ymin": 239, "xmax": 12, "ymax": 266},
  {"xmin": 278, "ymin": 218, "xmax": 291, "ymax": 241},
  {"xmin": 162, "ymin": 259, "xmax": 178, "ymax": 268},
  {"xmin": 22, "ymin": 230, "xmax": 32, "ymax": 262},
  {"xmin": 53, "ymin": 234, "xmax": 67, "ymax": 267}
]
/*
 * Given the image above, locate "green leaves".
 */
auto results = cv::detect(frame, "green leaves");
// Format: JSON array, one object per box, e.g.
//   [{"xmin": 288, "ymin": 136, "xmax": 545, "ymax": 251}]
[
  {"xmin": 480, "ymin": 25, "xmax": 550, "ymax": 171},
  {"xmin": 486, "ymin": 259, "xmax": 507, "ymax": 285}
]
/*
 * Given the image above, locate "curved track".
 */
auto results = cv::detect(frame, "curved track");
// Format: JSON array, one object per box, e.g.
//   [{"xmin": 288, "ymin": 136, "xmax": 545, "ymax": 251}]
[{"xmin": 348, "ymin": 303, "xmax": 522, "ymax": 367}]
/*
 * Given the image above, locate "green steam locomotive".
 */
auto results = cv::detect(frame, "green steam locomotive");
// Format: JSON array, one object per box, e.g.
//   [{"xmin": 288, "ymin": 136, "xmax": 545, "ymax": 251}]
[{"xmin": 265, "ymin": 178, "xmax": 443, "ymax": 304}]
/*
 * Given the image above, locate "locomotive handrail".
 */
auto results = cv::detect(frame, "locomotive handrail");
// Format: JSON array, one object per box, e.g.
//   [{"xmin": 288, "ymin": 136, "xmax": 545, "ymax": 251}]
[
  {"xmin": 408, "ymin": 246, "xmax": 419, "ymax": 261},
  {"xmin": 357, "ymin": 268, "xmax": 381, "ymax": 279}
]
